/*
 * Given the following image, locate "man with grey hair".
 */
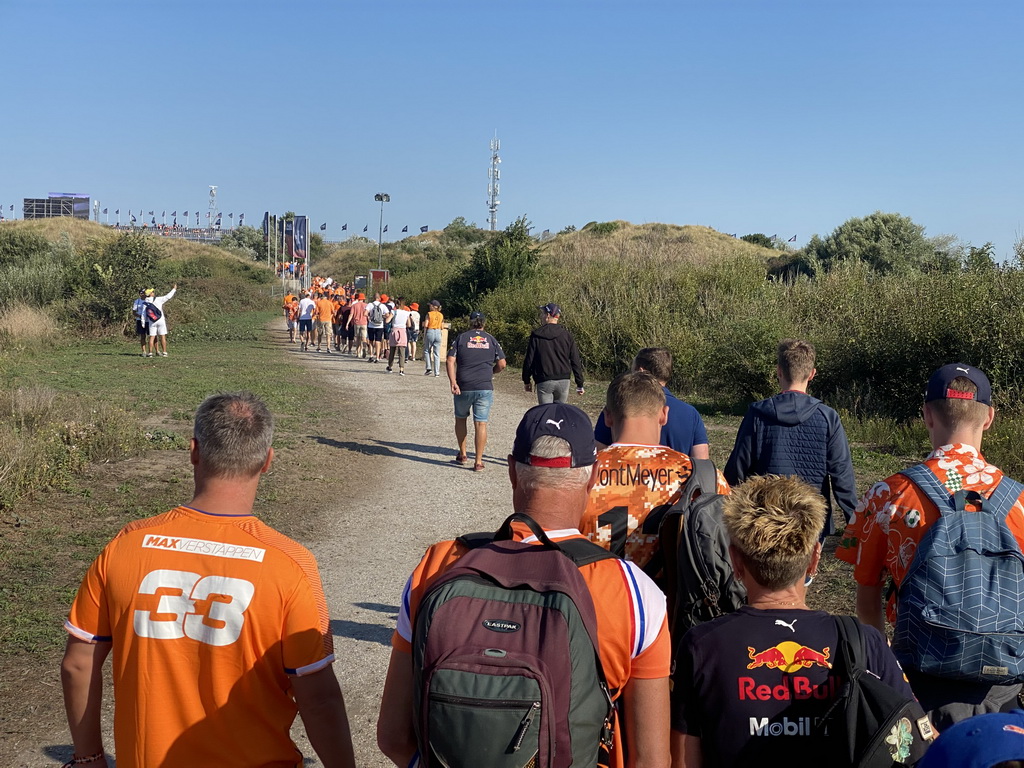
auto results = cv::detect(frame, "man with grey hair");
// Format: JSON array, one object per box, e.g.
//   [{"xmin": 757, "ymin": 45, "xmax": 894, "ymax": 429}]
[
  {"xmin": 61, "ymin": 392, "xmax": 356, "ymax": 768},
  {"xmin": 377, "ymin": 403, "xmax": 672, "ymax": 768}
]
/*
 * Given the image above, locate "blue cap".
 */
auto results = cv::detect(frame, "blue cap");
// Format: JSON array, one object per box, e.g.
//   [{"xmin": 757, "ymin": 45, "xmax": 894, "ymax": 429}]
[
  {"xmin": 540, "ymin": 303, "xmax": 561, "ymax": 316},
  {"xmin": 925, "ymin": 363, "xmax": 992, "ymax": 406},
  {"xmin": 919, "ymin": 711, "xmax": 1024, "ymax": 768},
  {"xmin": 469, "ymin": 311, "xmax": 485, "ymax": 321}
]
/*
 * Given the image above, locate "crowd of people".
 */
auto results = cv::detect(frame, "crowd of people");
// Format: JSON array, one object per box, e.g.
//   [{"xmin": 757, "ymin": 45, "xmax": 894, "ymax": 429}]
[{"xmin": 67, "ymin": 288, "xmax": 1024, "ymax": 767}]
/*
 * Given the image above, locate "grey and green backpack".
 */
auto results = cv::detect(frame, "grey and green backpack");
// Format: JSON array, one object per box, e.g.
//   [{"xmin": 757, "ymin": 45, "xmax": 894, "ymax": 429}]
[{"xmin": 412, "ymin": 512, "xmax": 617, "ymax": 768}]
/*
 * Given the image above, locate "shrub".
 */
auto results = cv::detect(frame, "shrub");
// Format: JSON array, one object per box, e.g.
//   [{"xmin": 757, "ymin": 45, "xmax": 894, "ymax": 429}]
[
  {"xmin": 0, "ymin": 386, "xmax": 144, "ymax": 509},
  {"xmin": 0, "ymin": 304, "xmax": 59, "ymax": 349}
]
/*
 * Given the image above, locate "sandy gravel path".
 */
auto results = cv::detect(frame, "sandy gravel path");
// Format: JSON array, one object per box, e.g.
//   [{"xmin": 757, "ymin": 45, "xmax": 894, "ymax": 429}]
[{"xmin": 290, "ymin": 345, "xmax": 540, "ymax": 766}]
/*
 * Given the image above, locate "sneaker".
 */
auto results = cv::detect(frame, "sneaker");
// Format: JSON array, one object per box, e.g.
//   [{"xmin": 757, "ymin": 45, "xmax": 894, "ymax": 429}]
[
  {"xmin": 385, "ymin": 367, "xmax": 392, "ymax": 373},
  {"xmin": 399, "ymin": 370, "xmax": 405, "ymax": 376},
  {"xmin": 160, "ymin": 352, "xmax": 168, "ymax": 357},
  {"xmin": 424, "ymin": 370, "xmax": 431, "ymax": 376},
  {"xmin": 434, "ymin": 373, "xmax": 440, "ymax": 377},
  {"xmin": 140, "ymin": 352, "xmax": 147, "ymax": 357},
  {"xmin": 145, "ymin": 352, "xmax": 153, "ymax": 357}
]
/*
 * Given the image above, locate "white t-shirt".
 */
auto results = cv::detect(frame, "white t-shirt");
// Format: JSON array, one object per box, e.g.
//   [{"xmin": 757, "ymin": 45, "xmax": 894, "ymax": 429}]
[
  {"xmin": 391, "ymin": 308, "xmax": 411, "ymax": 329},
  {"xmin": 298, "ymin": 297, "xmax": 316, "ymax": 320},
  {"xmin": 409, "ymin": 311, "xmax": 421, "ymax": 331}
]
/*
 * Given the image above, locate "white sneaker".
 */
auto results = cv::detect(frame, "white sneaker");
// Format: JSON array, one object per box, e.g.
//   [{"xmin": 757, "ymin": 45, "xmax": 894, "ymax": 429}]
[{"xmin": 160, "ymin": 352, "xmax": 168, "ymax": 357}]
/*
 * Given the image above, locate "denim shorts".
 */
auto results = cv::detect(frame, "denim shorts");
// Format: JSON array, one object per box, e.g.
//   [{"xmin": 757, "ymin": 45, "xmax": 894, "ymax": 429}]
[{"xmin": 454, "ymin": 390, "xmax": 494, "ymax": 422}]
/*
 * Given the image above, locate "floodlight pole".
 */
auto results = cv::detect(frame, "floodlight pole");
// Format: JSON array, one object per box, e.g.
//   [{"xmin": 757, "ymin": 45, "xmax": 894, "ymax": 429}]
[{"xmin": 374, "ymin": 193, "xmax": 390, "ymax": 270}]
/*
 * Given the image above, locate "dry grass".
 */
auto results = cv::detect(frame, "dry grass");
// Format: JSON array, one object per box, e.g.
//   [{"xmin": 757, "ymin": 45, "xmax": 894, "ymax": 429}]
[{"xmin": 0, "ymin": 303, "xmax": 59, "ymax": 346}]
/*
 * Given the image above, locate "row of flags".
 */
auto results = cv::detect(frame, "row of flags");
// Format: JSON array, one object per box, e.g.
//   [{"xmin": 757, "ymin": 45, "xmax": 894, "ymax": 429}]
[
  {"xmin": 317, "ymin": 223, "xmax": 430, "ymax": 235},
  {"xmin": 727, "ymin": 233, "xmax": 798, "ymax": 242}
]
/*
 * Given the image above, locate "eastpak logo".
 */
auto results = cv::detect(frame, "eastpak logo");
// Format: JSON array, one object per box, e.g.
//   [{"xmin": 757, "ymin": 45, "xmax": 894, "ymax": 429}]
[{"xmin": 482, "ymin": 619, "xmax": 522, "ymax": 633}]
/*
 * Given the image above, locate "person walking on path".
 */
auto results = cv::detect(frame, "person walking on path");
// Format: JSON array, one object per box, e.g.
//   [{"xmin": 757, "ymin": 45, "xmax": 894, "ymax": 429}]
[
  {"xmin": 314, "ymin": 292, "xmax": 335, "ymax": 353},
  {"xmin": 522, "ymin": 302, "xmax": 585, "ymax": 403},
  {"xmin": 131, "ymin": 289, "xmax": 149, "ymax": 357},
  {"xmin": 377, "ymin": 403, "xmax": 670, "ymax": 768},
  {"xmin": 672, "ymin": 475, "xmax": 922, "ymax": 767},
  {"xmin": 60, "ymin": 392, "xmax": 357, "ymax": 768},
  {"xmin": 446, "ymin": 311, "xmax": 506, "ymax": 472},
  {"xmin": 422, "ymin": 300, "xmax": 444, "ymax": 377},
  {"xmin": 725, "ymin": 339, "xmax": 857, "ymax": 539},
  {"xmin": 366, "ymin": 294, "xmax": 387, "ymax": 363},
  {"xmin": 406, "ymin": 302, "xmax": 420, "ymax": 363},
  {"xmin": 145, "ymin": 283, "xmax": 176, "ymax": 358},
  {"xmin": 297, "ymin": 291, "xmax": 316, "ymax": 352},
  {"xmin": 346, "ymin": 293, "xmax": 369, "ymax": 358},
  {"xmin": 836, "ymin": 363, "xmax": 1024, "ymax": 729},
  {"xmin": 385, "ymin": 300, "xmax": 413, "ymax": 375},
  {"xmin": 594, "ymin": 347, "xmax": 710, "ymax": 458}
]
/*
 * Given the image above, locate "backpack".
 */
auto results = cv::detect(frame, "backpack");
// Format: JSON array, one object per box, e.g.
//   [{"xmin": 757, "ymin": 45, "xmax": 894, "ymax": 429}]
[
  {"xmin": 143, "ymin": 302, "xmax": 162, "ymax": 323},
  {"xmin": 891, "ymin": 463, "xmax": 1024, "ymax": 683},
  {"xmin": 368, "ymin": 302, "xmax": 385, "ymax": 325},
  {"xmin": 412, "ymin": 513, "xmax": 617, "ymax": 768},
  {"xmin": 818, "ymin": 616, "xmax": 935, "ymax": 767},
  {"xmin": 659, "ymin": 458, "xmax": 746, "ymax": 640}
]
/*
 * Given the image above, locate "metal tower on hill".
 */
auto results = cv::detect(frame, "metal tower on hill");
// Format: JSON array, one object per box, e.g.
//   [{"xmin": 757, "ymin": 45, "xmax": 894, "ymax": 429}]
[
  {"xmin": 208, "ymin": 186, "xmax": 218, "ymax": 230},
  {"xmin": 487, "ymin": 135, "xmax": 501, "ymax": 231}
]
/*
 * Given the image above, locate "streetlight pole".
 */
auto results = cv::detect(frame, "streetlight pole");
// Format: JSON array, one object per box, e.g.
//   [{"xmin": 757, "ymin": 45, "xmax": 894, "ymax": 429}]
[{"xmin": 374, "ymin": 193, "xmax": 390, "ymax": 270}]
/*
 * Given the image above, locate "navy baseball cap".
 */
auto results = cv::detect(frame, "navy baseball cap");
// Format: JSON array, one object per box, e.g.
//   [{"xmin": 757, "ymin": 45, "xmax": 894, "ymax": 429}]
[
  {"xmin": 925, "ymin": 363, "xmax": 992, "ymax": 406},
  {"xmin": 918, "ymin": 710, "xmax": 1024, "ymax": 768},
  {"xmin": 540, "ymin": 303, "xmax": 561, "ymax": 316},
  {"xmin": 512, "ymin": 403, "xmax": 596, "ymax": 468},
  {"xmin": 469, "ymin": 311, "xmax": 485, "ymax": 321}
]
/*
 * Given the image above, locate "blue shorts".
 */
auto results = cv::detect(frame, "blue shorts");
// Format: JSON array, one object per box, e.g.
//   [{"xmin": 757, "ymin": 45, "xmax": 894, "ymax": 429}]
[
  {"xmin": 454, "ymin": 390, "xmax": 494, "ymax": 422},
  {"xmin": 298, "ymin": 318, "xmax": 313, "ymax": 333}
]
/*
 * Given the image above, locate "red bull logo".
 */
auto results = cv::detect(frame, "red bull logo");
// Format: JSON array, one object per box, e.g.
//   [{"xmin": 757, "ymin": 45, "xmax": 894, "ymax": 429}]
[{"xmin": 746, "ymin": 641, "xmax": 831, "ymax": 673}]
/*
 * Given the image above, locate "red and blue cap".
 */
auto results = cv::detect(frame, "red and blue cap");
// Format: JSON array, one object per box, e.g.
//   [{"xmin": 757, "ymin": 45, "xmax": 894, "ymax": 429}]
[
  {"xmin": 925, "ymin": 363, "xmax": 992, "ymax": 406},
  {"xmin": 918, "ymin": 710, "xmax": 1024, "ymax": 768},
  {"xmin": 512, "ymin": 403, "xmax": 596, "ymax": 468}
]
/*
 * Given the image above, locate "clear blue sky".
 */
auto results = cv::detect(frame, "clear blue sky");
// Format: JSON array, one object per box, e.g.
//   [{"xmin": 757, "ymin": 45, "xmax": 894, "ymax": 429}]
[{"xmin": 3, "ymin": 0, "xmax": 1022, "ymax": 255}]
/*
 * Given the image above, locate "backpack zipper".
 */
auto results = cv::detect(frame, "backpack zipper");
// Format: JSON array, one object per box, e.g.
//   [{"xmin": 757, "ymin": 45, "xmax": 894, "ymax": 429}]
[
  {"xmin": 431, "ymin": 692, "xmax": 540, "ymax": 709},
  {"xmin": 511, "ymin": 701, "xmax": 541, "ymax": 752}
]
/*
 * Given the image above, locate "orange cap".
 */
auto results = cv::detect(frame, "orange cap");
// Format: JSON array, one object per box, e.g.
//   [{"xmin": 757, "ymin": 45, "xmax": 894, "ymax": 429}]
[{"xmin": 380, "ymin": 294, "xmax": 389, "ymax": 302}]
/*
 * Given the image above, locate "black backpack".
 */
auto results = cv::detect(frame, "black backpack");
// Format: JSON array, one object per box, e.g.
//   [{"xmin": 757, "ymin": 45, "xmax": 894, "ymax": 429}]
[
  {"xmin": 659, "ymin": 458, "xmax": 746, "ymax": 639},
  {"xmin": 819, "ymin": 616, "xmax": 935, "ymax": 767},
  {"xmin": 143, "ymin": 302, "xmax": 162, "ymax": 323}
]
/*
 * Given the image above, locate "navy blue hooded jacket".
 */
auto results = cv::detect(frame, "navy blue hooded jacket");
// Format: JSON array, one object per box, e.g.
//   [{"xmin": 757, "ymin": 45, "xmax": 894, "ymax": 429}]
[{"xmin": 724, "ymin": 391, "xmax": 858, "ymax": 535}]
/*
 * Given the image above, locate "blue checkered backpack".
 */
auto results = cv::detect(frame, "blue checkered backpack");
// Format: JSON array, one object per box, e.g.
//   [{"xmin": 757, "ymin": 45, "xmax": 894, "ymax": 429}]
[{"xmin": 892, "ymin": 463, "xmax": 1024, "ymax": 684}]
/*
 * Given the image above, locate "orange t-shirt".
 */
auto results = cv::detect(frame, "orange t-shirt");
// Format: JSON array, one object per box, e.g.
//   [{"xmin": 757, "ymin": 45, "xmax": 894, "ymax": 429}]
[
  {"xmin": 314, "ymin": 297, "xmax": 334, "ymax": 322},
  {"xmin": 65, "ymin": 506, "xmax": 334, "ymax": 768},
  {"xmin": 836, "ymin": 443, "xmax": 1024, "ymax": 624},
  {"xmin": 392, "ymin": 524, "xmax": 670, "ymax": 768},
  {"xmin": 425, "ymin": 310, "xmax": 444, "ymax": 330},
  {"xmin": 580, "ymin": 444, "xmax": 730, "ymax": 570}
]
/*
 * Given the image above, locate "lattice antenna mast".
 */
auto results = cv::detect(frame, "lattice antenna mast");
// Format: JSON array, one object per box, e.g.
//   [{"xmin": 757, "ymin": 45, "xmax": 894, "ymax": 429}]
[
  {"xmin": 487, "ymin": 135, "xmax": 501, "ymax": 231},
  {"xmin": 208, "ymin": 186, "xmax": 218, "ymax": 230}
]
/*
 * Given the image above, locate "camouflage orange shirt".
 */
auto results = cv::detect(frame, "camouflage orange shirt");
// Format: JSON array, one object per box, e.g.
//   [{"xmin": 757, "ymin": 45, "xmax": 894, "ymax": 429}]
[
  {"xmin": 836, "ymin": 443, "xmax": 1024, "ymax": 623},
  {"xmin": 580, "ymin": 443, "xmax": 730, "ymax": 570}
]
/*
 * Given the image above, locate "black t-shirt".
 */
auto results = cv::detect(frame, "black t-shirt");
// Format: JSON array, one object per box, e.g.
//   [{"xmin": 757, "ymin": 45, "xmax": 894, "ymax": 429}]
[
  {"xmin": 449, "ymin": 330, "xmax": 505, "ymax": 391},
  {"xmin": 671, "ymin": 606, "xmax": 914, "ymax": 768}
]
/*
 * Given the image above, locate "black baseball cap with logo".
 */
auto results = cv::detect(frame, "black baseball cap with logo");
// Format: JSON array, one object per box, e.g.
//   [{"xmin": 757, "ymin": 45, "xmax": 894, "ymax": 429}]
[
  {"xmin": 512, "ymin": 403, "xmax": 597, "ymax": 468},
  {"xmin": 925, "ymin": 363, "xmax": 992, "ymax": 406}
]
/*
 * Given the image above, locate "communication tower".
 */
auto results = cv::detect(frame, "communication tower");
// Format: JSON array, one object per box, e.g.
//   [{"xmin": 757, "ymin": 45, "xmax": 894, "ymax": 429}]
[
  {"xmin": 208, "ymin": 185, "xmax": 218, "ymax": 230},
  {"xmin": 487, "ymin": 135, "xmax": 501, "ymax": 231}
]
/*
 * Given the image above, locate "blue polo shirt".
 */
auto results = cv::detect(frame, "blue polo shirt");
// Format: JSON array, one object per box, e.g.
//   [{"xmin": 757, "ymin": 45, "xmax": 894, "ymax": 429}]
[{"xmin": 594, "ymin": 386, "xmax": 708, "ymax": 454}]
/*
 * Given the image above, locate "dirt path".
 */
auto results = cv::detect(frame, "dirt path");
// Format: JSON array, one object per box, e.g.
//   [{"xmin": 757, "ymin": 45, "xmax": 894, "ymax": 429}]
[
  {"xmin": 11, "ymin": 335, "xmax": 542, "ymax": 767},
  {"xmin": 289, "ymin": 342, "xmax": 541, "ymax": 766}
]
